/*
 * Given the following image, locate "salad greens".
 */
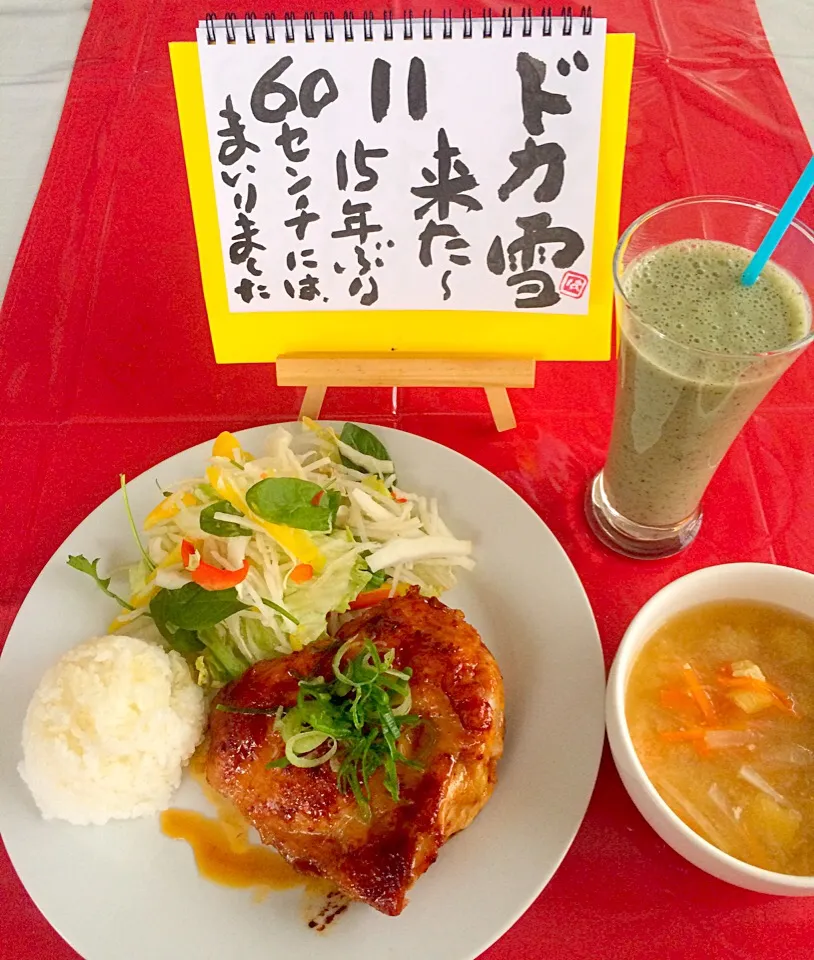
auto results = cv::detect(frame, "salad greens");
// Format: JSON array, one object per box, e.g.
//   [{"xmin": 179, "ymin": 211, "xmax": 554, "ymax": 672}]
[
  {"xmin": 199, "ymin": 500, "xmax": 251, "ymax": 537},
  {"xmin": 67, "ymin": 555, "xmax": 134, "ymax": 611},
  {"xmin": 120, "ymin": 473, "xmax": 154, "ymax": 571},
  {"xmin": 339, "ymin": 423, "xmax": 392, "ymax": 472},
  {"xmin": 67, "ymin": 423, "xmax": 473, "ymax": 692},
  {"xmin": 246, "ymin": 477, "xmax": 334, "ymax": 531},
  {"xmin": 217, "ymin": 638, "xmax": 422, "ymax": 818},
  {"xmin": 149, "ymin": 582, "xmax": 248, "ymax": 631},
  {"xmin": 148, "ymin": 592, "xmax": 204, "ymax": 655},
  {"xmin": 261, "ymin": 597, "xmax": 300, "ymax": 625}
]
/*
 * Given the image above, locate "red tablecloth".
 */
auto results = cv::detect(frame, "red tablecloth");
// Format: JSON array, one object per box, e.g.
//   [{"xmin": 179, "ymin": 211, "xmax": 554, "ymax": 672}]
[{"xmin": 2, "ymin": 1, "xmax": 814, "ymax": 957}]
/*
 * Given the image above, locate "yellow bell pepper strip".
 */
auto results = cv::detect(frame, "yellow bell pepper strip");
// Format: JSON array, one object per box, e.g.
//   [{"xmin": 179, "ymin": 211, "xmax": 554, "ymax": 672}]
[
  {"xmin": 143, "ymin": 492, "xmax": 198, "ymax": 530},
  {"xmin": 108, "ymin": 611, "xmax": 138, "ymax": 633},
  {"xmin": 111, "ymin": 548, "xmax": 183, "ymax": 630},
  {"xmin": 127, "ymin": 583, "xmax": 160, "ymax": 610},
  {"xmin": 212, "ymin": 431, "xmax": 253, "ymax": 462},
  {"xmin": 205, "ymin": 465, "xmax": 325, "ymax": 571},
  {"xmin": 181, "ymin": 539, "xmax": 250, "ymax": 591},
  {"xmin": 300, "ymin": 417, "xmax": 334, "ymax": 443},
  {"xmin": 124, "ymin": 542, "xmax": 184, "ymax": 612},
  {"xmin": 361, "ymin": 475, "xmax": 390, "ymax": 496}
]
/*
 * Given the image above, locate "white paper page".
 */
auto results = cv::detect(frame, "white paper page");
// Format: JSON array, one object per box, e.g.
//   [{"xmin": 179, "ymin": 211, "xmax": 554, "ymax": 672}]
[{"xmin": 196, "ymin": 15, "xmax": 607, "ymax": 314}]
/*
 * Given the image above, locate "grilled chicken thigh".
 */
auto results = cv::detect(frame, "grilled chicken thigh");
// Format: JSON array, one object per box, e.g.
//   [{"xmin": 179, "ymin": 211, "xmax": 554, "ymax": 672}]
[{"xmin": 207, "ymin": 592, "xmax": 505, "ymax": 915}]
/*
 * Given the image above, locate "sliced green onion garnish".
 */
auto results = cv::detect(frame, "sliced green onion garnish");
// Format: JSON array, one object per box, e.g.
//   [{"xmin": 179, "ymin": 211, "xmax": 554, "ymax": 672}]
[
  {"xmin": 277, "ymin": 639, "xmax": 420, "ymax": 815},
  {"xmin": 218, "ymin": 639, "xmax": 420, "ymax": 815},
  {"xmin": 391, "ymin": 689, "xmax": 413, "ymax": 716},
  {"xmin": 331, "ymin": 639, "xmax": 364, "ymax": 687},
  {"xmin": 266, "ymin": 756, "xmax": 290, "ymax": 769},
  {"xmin": 215, "ymin": 703, "xmax": 280, "ymax": 717},
  {"xmin": 285, "ymin": 732, "xmax": 337, "ymax": 768},
  {"xmin": 261, "ymin": 597, "xmax": 300, "ymax": 625}
]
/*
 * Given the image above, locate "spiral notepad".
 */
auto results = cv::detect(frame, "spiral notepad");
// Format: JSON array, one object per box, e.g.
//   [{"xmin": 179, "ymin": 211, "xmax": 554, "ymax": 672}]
[{"xmin": 170, "ymin": 10, "xmax": 634, "ymax": 361}]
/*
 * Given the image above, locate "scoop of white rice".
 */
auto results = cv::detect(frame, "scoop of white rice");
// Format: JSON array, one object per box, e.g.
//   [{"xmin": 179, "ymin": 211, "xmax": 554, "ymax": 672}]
[{"xmin": 19, "ymin": 635, "xmax": 206, "ymax": 826}]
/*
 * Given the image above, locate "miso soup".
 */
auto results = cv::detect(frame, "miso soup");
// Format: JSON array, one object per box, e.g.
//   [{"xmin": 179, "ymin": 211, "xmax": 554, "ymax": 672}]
[{"xmin": 627, "ymin": 600, "xmax": 814, "ymax": 876}]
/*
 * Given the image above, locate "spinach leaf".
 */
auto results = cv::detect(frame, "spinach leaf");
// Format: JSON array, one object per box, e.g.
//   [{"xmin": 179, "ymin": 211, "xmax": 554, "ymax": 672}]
[
  {"xmin": 148, "ymin": 594, "xmax": 204, "ymax": 655},
  {"xmin": 339, "ymin": 423, "xmax": 391, "ymax": 472},
  {"xmin": 325, "ymin": 489, "xmax": 343, "ymax": 526},
  {"xmin": 150, "ymin": 583, "xmax": 249, "ymax": 631},
  {"xmin": 245, "ymin": 478, "xmax": 332, "ymax": 531},
  {"xmin": 200, "ymin": 500, "xmax": 252, "ymax": 538},
  {"xmin": 67, "ymin": 555, "xmax": 134, "ymax": 610}
]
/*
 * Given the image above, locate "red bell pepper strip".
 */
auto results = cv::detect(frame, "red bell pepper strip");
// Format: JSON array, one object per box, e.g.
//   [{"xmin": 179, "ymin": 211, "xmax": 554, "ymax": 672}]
[
  {"xmin": 349, "ymin": 586, "xmax": 392, "ymax": 610},
  {"xmin": 180, "ymin": 539, "xmax": 196, "ymax": 568},
  {"xmin": 181, "ymin": 539, "xmax": 249, "ymax": 591}
]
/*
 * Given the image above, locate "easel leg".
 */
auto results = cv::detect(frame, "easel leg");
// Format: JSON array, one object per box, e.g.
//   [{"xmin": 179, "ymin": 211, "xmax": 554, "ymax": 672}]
[
  {"xmin": 484, "ymin": 387, "xmax": 516, "ymax": 432},
  {"xmin": 278, "ymin": 355, "xmax": 531, "ymax": 432},
  {"xmin": 299, "ymin": 384, "xmax": 327, "ymax": 420}
]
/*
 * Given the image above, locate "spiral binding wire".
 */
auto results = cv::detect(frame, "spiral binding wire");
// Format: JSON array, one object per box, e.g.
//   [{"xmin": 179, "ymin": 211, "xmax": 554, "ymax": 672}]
[{"xmin": 205, "ymin": 7, "xmax": 593, "ymax": 43}]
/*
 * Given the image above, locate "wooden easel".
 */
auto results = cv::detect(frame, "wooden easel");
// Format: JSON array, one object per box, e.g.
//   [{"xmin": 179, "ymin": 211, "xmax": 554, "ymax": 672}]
[{"xmin": 276, "ymin": 354, "xmax": 536, "ymax": 432}]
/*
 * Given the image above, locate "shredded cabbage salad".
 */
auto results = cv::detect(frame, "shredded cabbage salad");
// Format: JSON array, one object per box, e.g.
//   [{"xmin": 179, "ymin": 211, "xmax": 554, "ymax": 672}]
[{"xmin": 70, "ymin": 422, "xmax": 473, "ymax": 692}]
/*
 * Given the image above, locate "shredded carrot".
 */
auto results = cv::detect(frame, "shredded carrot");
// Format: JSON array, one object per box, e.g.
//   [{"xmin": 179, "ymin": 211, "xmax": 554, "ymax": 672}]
[
  {"xmin": 659, "ymin": 688, "xmax": 696, "ymax": 713},
  {"xmin": 659, "ymin": 728, "xmax": 707, "ymax": 742},
  {"xmin": 718, "ymin": 676, "xmax": 763, "ymax": 689},
  {"xmin": 289, "ymin": 563, "xmax": 314, "ymax": 584},
  {"xmin": 717, "ymin": 675, "xmax": 798, "ymax": 715},
  {"xmin": 682, "ymin": 662, "xmax": 717, "ymax": 723},
  {"xmin": 658, "ymin": 726, "xmax": 751, "ymax": 757},
  {"xmin": 766, "ymin": 681, "xmax": 797, "ymax": 713}
]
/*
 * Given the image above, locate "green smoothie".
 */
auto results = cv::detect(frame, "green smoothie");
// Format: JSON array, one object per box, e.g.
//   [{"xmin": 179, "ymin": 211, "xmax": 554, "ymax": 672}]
[{"xmin": 604, "ymin": 239, "xmax": 810, "ymax": 528}]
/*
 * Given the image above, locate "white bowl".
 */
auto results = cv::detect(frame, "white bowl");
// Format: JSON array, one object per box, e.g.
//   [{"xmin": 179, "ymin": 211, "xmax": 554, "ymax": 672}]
[{"xmin": 606, "ymin": 562, "xmax": 814, "ymax": 896}]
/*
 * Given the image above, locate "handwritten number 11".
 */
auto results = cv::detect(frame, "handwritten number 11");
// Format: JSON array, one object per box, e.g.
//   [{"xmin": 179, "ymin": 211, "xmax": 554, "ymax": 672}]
[
  {"xmin": 371, "ymin": 57, "xmax": 427, "ymax": 123},
  {"xmin": 249, "ymin": 55, "xmax": 427, "ymax": 125}
]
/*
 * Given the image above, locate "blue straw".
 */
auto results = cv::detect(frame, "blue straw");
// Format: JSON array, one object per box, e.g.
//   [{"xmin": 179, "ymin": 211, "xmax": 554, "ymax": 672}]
[{"xmin": 741, "ymin": 156, "xmax": 814, "ymax": 286}]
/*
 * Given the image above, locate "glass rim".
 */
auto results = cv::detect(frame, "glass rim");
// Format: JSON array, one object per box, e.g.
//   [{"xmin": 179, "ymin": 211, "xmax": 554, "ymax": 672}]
[{"xmin": 612, "ymin": 195, "xmax": 814, "ymax": 362}]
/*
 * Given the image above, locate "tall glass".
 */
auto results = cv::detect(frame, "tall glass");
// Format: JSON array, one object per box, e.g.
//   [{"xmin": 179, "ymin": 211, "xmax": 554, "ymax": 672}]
[{"xmin": 587, "ymin": 197, "xmax": 814, "ymax": 559}]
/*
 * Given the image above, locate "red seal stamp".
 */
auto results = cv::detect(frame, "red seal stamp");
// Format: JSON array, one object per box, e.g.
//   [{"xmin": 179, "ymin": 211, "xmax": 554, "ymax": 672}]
[{"xmin": 559, "ymin": 271, "xmax": 589, "ymax": 299}]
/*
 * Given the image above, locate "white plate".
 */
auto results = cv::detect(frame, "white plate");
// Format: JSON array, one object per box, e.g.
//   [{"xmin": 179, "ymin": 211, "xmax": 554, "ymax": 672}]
[{"xmin": 0, "ymin": 423, "xmax": 605, "ymax": 960}]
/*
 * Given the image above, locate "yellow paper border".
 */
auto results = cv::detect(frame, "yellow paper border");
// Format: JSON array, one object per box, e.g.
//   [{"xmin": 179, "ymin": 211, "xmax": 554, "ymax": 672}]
[{"xmin": 170, "ymin": 35, "xmax": 634, "ymax": 362}]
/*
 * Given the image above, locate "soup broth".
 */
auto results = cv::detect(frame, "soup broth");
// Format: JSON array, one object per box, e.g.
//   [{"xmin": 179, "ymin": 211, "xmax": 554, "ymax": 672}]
[{"xmin": 627, "ymin": 600, "xmax": 814, "ymax": 876}]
